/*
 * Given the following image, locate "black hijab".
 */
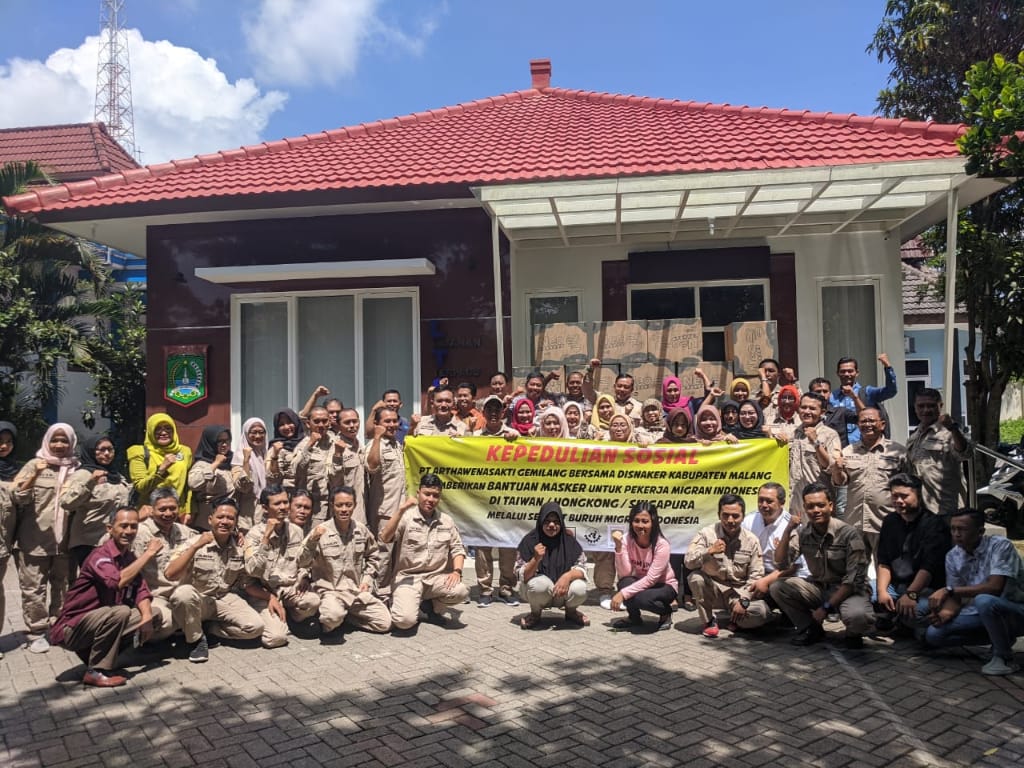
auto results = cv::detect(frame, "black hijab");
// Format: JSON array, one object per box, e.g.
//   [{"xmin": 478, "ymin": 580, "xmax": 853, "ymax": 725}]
[
  {"xmin": 0, "ymin": 421, "xmax": 22, "ymax": 482},
  {"xmin": 273, "ymin": 408, "xmax": 305, "ymax": 451},
  {"xmin": 77, "ymin": 434, "xmax": 124, "ymax": 484},
  {"xmin": 195, "ymin": 424, "xmax": 232, "ymax": 464},
  {"xmin": 720, "ymin": 399, "xmax": 741, "ymax": 436},
  {"xmin": 734, "ymin": 400, "xmax": 766, "ymax": 440},
  {"xmin": 517, "ymin": 501, "xmax": 583, "ymax": 580}
]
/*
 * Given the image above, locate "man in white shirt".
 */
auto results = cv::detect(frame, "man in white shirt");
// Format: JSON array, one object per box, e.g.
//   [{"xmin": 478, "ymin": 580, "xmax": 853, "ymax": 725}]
[{"xmin": 743, "ymin": 482, "xmax": 809, "ymax": 622}]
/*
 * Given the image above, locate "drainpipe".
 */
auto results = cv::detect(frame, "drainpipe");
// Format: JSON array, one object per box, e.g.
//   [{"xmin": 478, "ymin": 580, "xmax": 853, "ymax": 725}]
[
  {"xmin": 942, "ymin": 187, "xmax": 958, "ymax": 412},
  {"xmin": 491, "ymin": 215, "xmax": 505, "ymax": 372}
]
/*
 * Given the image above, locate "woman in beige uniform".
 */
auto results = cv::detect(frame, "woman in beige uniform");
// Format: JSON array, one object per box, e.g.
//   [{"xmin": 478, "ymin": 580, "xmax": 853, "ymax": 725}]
[
  {"xmin": 0, "ymin": 421, "xmax": 23, "ymax": 659},
  {"xmin": 12, "ymin": 423, "xmax": 80, "ymax": 653},
  {"xmin": 233, "ymin": 417, "xmax": 268, "ymax": 530},
  {"xmin": 187, "ymin": 425, "xmax": 236, "ymax": 531},
  {"xmin": 63, "ymin": 435, "xmax": 132, "ymax": 567}
]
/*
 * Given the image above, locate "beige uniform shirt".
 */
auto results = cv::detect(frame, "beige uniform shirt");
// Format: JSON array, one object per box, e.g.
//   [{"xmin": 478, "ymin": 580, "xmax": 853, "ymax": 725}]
[
  {"xmin": 836, "ymin": 438, "xmax": 907, "ymax": 534},
  {"xmin": 414, "ymin": 417, "xmax": 467, "ymax": 437},
  {"xmin": 62, "ymin": 469, "xmax": 132, "ymax": 549},
  {"xmin": 596, "ymin": 392, "xmax": 643, "ymax": 426},
  {"xmin": 230, "ymin": 464, "xmax": 263, "ymax": 530},
  {"xmin": 12, "ymin": 465, "xmax": 72, "ymax": 556},
  {"xmin": 779, "ymin": 517, "xmax": 868, "ymax": 595},
  {"xmin": 287, "ymin": 436, "xmax": 344, "ymax": 516},
  {"xmin": 363, "ymin": 437, "xmax": 405, "ymax": 531},
  {"xmin": 170, "ymin": 536, "xmax": 247, "ymax": 598},
  {"xmin": 134, "ymin": 517, "xmax": 196, "ymax": 599},
  {"xmin": 244, "ymin": 521, "xmax": 306, "ymax": 591},
  {"xmin": 391, "ymin": 509, "xmax": 466, "ymax": 582},
  {"xmin": 334, "ymin": 438, "xmax": 368, "ymax": 525},
  {"xmin": 789, "ymin": 423, "xmax": 841, "ymax": 515},
  {"xmin": 187, "ymin": 460, "xmax": 236, "ymax": 531},
  {"xmin": 906, "ymin": 422, "xmax": 969, "ymax": 516},
  {"xmin": 0, "ymin": 481, "xmax": 16, "ymax": 559},
  {"xmin": 299, "ymin": 518, "xmax": 380, "ymax": 592},
  {"xmin": 684, "ymin": 523, "xmax": 764, "ymax": 598},
  {"xmin": 266, "ymin": 446, "xmax": 294, "ymax": 488}
]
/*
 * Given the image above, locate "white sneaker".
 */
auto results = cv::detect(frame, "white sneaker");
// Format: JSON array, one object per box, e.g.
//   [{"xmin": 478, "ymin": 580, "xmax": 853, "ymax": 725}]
[
  {"xmin": 28, "ymin": 636, "xmax": 50, "ymax": 654},
  {"xmin": 599, "ymin": 595, "xmax": 613, "ymax": 610},
  {"xmin": 981, "ymin": 656, "xmax": 1020, "ymax": 676}
]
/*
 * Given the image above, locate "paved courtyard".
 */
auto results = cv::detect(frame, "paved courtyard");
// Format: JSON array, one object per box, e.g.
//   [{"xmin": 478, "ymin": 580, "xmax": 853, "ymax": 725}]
[{"xmin": 1, "ymin": 561, "xmax": 1022, "ymax": 768}]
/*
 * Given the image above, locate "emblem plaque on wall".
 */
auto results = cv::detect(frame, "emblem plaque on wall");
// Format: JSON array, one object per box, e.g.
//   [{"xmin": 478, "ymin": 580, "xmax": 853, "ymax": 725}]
[{"xmin": 164, "ymin": 345, "xmax": 208, "ymax": 407}]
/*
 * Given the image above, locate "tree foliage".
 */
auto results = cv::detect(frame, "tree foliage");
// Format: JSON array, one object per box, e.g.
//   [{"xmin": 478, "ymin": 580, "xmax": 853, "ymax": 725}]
[{"xmin": 870, "ymin": 1, "xmax": 1024, "ymax": 466}]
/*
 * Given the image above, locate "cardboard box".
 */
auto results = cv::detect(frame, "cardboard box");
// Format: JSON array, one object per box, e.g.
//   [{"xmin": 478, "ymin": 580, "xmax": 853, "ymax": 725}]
[
  {"xmin": 628, "ymin": 362, "xmax": 675, "ymax": 401},
  {"xmin": 533, "ymin": 322, "xmax": 590, "ymax": 367},
  {"xmin": 725, "ymin": 321, "xmax": 779, "ymax": 377},
  {"xmin": 592, "ymin": 320, "xmax": 648, "ymax": 365},
  {"xmin": 646, "ymin": 318, "xmax": 703, "ymax": 363},
  {"xmin": 677, "ymin": 361, "xmax": 731, "ymax": 398}
]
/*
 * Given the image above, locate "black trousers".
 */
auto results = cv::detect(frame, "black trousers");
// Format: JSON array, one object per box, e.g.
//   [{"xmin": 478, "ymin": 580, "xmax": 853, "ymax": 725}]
[{"xmin": 616, "ymin": 576, "xmax": 677, "ymax": 621}]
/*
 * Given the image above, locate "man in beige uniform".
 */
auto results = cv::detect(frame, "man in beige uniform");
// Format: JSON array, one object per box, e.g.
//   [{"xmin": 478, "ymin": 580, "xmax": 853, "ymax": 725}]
[
  {"xmin": 300, "ymin": 484, "xmax": 390, "ymax": 634},
  {"xmin": 832, "ymin": 408, "xmax": 907, "ymax": 557},
  {"xmin": 685, "ymin": 494, "xmax": 769, "ymax": 638},
  {"xmin": 287, "ymin": 406, "xmax": 344, "ymax": 522},
  {"xmin": 132, "ymin": 487, "xmax": 196, "ymax": 641},
  {"xmin": 364, "ymin": 406, "xmax": 405, "ymax": 596},
  {"xmin": 334, "ymin": 409, "xmax": 368, "ymax": 525},
  {"xmin": 788, "ymin": 392, "xmax": 842, "ymax": 516},
  {"xmin": 244, "ymin": 485, "xmax": 321, "ymax": 647},
  {"xmin": 905, "ymin": 388, "xmax": 970, "ymax": 518},
  {"xmin": 165, "ymin": 500, "xmax": 263, "ymax": 662},
  {"xmin": 381, "ymin": 474, "xmax": 468, "ymax": 630},
  {"xmin": 470, "ymin": 396, "xmax": 520, "ymax": 607},
  {"xmin": 411, "ymin": 387, "xmax": 468, "ymax": 436}
]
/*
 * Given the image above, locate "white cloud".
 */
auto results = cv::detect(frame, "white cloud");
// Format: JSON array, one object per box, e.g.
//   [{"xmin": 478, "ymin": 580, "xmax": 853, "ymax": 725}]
[
  {"xmin": 0, "ymin": 30, "xmax": 287, "ymax": 164},
  {"xmin": 244, "ymin": 0, "xmax": 439, "ymax": 87}
]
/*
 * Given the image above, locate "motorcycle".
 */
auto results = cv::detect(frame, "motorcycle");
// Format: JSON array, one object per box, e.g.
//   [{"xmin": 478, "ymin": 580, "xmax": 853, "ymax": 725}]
[{"xmin": 976, "ymin": 440, "xmax": 1024, "ymax": 537}]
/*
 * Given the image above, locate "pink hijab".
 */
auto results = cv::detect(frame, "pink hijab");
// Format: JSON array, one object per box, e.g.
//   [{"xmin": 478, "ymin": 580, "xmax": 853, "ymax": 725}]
[
  {"xmin": 36, "ymin": 423, "xmax": 79, "ymax": 545},
  {"xmin": 662, "ymin": 376, "xmax": 691, "ymax": 415}
]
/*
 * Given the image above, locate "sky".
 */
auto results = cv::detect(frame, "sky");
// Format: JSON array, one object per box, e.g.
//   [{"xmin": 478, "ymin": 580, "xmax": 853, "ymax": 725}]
[{"xmin": 0, "ymin": 0, "xmax": 895, "ymax": 165}]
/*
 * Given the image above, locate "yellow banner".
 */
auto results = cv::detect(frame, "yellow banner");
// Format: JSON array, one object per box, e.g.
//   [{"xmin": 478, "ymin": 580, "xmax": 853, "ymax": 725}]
[{"xmin": 403, "ymin": 436, "xmax": 789, "ymax": 552}]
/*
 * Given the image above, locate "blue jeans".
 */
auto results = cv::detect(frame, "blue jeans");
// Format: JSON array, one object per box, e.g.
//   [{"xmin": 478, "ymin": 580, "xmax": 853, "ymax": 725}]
[
  {"xmin": 924, "ymin": 594, "xmax": 1024, "ymax": 658},
  {"xmin": 885, "ymin": 585, "xmax": 931, "ymax": 630}
]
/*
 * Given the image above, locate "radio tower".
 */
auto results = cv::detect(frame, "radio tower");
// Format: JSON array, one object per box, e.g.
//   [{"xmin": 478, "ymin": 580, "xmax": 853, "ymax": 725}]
[{"xmin": 94, "ymin": 0, "xmax": 138, "ymax": 160}]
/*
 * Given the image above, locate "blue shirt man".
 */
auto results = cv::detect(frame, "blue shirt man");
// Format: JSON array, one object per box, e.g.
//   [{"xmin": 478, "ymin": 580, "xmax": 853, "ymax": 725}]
[{"xmin": 829, "ymin": 353, "xmax": 898, "ymax": 444}]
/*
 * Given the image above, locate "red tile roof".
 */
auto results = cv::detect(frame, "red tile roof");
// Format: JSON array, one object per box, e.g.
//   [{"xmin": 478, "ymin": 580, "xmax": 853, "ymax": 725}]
[
  {"xmin": 0, "ymin": 123, "xmax": 137, "ymax": 185},
  {"xmin": 3, "ymin": 84, "xmax": 965, "ymax": 216}
]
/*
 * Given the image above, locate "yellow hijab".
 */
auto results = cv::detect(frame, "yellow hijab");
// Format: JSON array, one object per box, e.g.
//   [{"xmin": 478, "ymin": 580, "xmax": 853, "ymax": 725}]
[
  {"xmin": 590, "ymin": 393, "xmax": 621, "ymax": 430},
  {"xmin": 127, "ymin": 413, "xmax": 192, "ymax": 506}
]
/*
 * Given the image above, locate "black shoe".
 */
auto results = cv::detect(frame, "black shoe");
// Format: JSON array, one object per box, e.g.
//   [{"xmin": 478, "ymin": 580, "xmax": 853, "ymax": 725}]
[
  {"xmin": 844, "ymin": 634, "xmax": 864, "ymax": 650},
  {"xmin": 290, "ymin": 616, "xmax": 321, "ymax": 640},
  {"xmin": 187, "ymin": 633, "xmax": 209, "ymax": 663},
  {"xmin": 420, "ymin": 600, "xmax": 448, "ymax": 626},
  {"xmin": 791, "ymin": 624, "xmax": 825, "ymax": 646}
]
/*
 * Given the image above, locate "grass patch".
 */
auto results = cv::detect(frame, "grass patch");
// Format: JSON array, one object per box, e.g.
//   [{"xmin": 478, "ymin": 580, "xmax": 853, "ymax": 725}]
[{"xmin": 1001, "ymin": 419, "xmax": 1024, "ymax": 445}]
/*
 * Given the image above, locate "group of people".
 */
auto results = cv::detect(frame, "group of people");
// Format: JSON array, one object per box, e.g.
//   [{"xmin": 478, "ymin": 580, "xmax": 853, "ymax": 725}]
[{"xmin": 0, "ymin": 350, "xmax": 1021, "ymax": 688}]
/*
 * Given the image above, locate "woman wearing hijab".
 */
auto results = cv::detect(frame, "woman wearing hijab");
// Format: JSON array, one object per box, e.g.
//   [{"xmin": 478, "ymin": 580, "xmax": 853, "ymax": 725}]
[
  {"xmin": 661, "ymin": 376, "xmax": 694, "ymax": 418},
  {"xmin": 602, "ymin": 414, "xmax": 638, "ymax": 444},
  {"xmin": 610, "ymin": 502, "xmax": 678, "ymax": 631},
  {"xmin": 232, "ymin": 417, "xmax": 268, "ymax": 529},
  {"xmin": 693, "ymin": 403, "xmax": 739, "ymax": 445},
  {"xmin": 515, "ymin": 501, "xmax": 590, "ymax": 629},
  {"xmin": 734, "ymin": 400, "xmax": 767, "ymax": 440},
  {"xmin": 267, "ymin": 408, "xmax": 304, "ymax": 487},
  {"xmin": 0, "ymin": 420, "xmax": 23, "ymax": 659},
  {"xmin": 590, "ymin": 393, "xmax": 618, "ymax": 439},
  {"xmin": 510, "ymin": 398, "xmax": 536, "ymax": 436},
  {"xmin": 563, "ymin": 402, "xmax": 596, "ymax": 440},
  {"xmin": 63, "ymin": 435, "xmax": 133, "ymax": 567},
  {"xmin": 187, "ymin": 425, "xmax": 236, "ymax": 531},
  {"xmin": 534, "ymin": 407, "xmax": 569, "ymax": 439},
  {"xmin": 657, "ymin": 407, "xmax": 696, "ymax": 445},
  {"xmin": 763, "ymin": 384, "xmax": 800, "ymax": 440},
  {"xmin": 730, "ymin": 378, "xmax": 752, "ymax": 403},
  {"xmin": 127, "ymin": 413, "xmax": 193, "ymax": 517},
  {"xmin": 12, "ymin": 423, "xmax": 80, "ymax": 653},
  {"xmin": 635, "ymin": 398, "xmax": 665, "ymax": 445},
  {"xmin": 720, "ymin": 400, "xmax": 741, "ymax": 436}
]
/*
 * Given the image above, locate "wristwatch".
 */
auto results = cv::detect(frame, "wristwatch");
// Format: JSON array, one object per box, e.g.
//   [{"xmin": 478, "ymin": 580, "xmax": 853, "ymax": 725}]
[
  {"xmin": 947, "ymin": 586, "xmax": 956, "ymax": 599},
  {"xmin": 906, "ymin": 590, "xmax": 919, "ymax": 601},
  {"xmin": 739, "ymin": 598, "xmax": 750, "ymax": 609}
]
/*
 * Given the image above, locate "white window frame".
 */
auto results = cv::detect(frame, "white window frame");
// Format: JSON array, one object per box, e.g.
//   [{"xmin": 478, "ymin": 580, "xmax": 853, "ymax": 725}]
[
  {"xmin": 816, "ymin": 276, "xmax": 883, "ymax": 380},
  {"xmin": 625, "ymin": 278, "xmax": 772, "ymax": 343},
  {"xmin": 524, "ymin": 288, "xmax": 584, "ymax": 362},
  {"xmin": 231, "ymin": 287, "xmax": 420, "ymax": 436}
]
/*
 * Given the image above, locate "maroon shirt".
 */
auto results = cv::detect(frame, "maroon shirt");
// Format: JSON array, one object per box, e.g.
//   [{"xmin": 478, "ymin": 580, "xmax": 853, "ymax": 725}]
[{"xmin": 51, "ymin": 539, "xmax": 151, "ymax": 645}]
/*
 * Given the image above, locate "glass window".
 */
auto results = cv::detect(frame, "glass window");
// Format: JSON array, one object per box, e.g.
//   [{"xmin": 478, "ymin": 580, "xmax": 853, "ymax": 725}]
[
  {"xmin": 698, "ymin": 285, "xmax": 765, "ymax": 326},
  {"xmin": 630, "ymin": 287, "xmax": 695, "ymax": 320},
  {"xmin": 528, "ymin": 293, "xmax": 580, "ymax": 363},
  {"xmin": 297, "ymin": 296, "xmax": 355, "ymax": 408},
  {"xmin": 821, "ymin": 283, "xmax": 878, "ymax": 387},
  {"xmin": 240, "ymin": 301, "xmax": 288, "ymax": 426},
  {"xmin": 702, "ymin": 331, "xmax": 726, "ymax": 362},
  {"xmin": 363, "ymin": 296, "xmax": 415, "ymax": 408}
]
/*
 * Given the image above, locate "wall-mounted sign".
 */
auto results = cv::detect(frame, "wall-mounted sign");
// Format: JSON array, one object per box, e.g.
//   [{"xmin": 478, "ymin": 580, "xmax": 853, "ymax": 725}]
[{"xmin": 164, "ymin": 344, "xmax": 208, "ymax": 407}]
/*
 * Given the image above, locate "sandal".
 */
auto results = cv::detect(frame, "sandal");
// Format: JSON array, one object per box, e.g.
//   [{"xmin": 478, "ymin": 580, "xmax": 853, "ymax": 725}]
[
  {"xmin": 612, "ymin": 617, "xmax": 642, "ymax": 630},
  {"xmin": 564, "ymin": 609, "xmax": 590, "ymax": 627},
  {"xmin": 520, "ymin": 612, "xmax": 542, "ymax": 630}
]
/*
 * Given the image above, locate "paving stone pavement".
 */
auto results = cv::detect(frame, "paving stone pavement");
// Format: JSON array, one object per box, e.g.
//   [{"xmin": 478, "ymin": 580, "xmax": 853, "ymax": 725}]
[{"xmin": 2, "ymin": 561, "xmax": 1022, "ymax": 768}]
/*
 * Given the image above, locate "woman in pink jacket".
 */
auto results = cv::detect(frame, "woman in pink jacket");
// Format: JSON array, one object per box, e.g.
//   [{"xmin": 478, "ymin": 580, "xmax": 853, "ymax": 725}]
[{"xmin": 610, "ymin": 502, "xmax": 678, "ymax": 631}]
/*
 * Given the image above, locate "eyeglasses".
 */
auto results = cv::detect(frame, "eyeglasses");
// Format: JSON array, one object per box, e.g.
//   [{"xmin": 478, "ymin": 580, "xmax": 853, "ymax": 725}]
[
  {"xmin": 216, "ymin": 438, "xmax": 232, "ymax": 444},
  {"xmin": 95, "ymin": 446, "xmax": 115, "ymax": 453},
  {"xmin": 248, "ymin": 429, "xmax": 267, "ymax": 436}
]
